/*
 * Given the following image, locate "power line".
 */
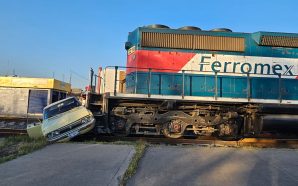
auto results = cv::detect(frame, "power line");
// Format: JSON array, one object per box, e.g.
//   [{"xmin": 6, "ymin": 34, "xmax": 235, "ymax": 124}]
[{"xmin": 70, "ymin": 70, "xmax": 89, "ymax": 81}]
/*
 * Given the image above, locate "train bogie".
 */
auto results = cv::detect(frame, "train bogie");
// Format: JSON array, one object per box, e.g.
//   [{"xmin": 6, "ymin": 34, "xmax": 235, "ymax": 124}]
[{"xmin": 98, "ymin": 95, "xmax": 263, "ymax": 139}]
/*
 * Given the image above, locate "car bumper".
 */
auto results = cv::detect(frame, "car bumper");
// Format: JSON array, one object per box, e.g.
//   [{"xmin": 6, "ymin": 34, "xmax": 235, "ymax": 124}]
[{"xmin": 47, "ymin": 118, "xmax": 95, "ymax": 142}]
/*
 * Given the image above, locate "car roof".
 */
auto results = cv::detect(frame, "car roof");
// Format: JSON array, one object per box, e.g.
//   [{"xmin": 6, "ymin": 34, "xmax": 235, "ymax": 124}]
[{"xmin": 44, "ymin": 97, "xmax": 76, "ymax": 110}]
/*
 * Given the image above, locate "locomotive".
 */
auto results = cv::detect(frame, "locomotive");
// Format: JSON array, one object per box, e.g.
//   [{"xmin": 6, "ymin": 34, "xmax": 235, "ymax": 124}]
[{"xmin": 88, "ymin": 25, "xmax": 298, "ymax": 139}]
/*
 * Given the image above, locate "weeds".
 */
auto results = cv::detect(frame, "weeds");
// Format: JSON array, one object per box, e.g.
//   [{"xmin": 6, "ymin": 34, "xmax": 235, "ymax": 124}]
[
  {"xmin": 120, "ymin": 140, "xmax": 147, "ymax": 186},
  {"xmin": 0, "ymin": 136, "xmax": 47, "ymax": 164}
]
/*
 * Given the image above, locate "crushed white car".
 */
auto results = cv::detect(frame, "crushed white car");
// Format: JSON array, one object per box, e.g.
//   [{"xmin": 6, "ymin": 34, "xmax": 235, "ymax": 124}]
[{"xmin": 41, "ymin": 97, "xmax": 95, "ymax": 142}]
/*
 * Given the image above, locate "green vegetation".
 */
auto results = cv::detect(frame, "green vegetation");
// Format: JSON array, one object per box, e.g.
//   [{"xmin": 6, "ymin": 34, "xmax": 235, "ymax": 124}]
[
  {"xmin": 120, "ymin": 140, "xmax": 148, "ymax": 186},
  {"xmin": 0, "ymin": 136, "xmax": 47, "ymax": 164}
]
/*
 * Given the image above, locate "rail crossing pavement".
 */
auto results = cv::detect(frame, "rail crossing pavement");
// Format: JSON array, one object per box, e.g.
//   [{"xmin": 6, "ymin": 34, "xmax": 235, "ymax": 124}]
[
  {"xmin": 0, "ymin": 143, "xmax": 134, "ymax": 186},
  {"xmin": 128, "ymin": 146, "xmax": 298, "ymax": 186},
  {"xmin": 1, "ymin": 143, "xmax": 298, "ymax": 186}
]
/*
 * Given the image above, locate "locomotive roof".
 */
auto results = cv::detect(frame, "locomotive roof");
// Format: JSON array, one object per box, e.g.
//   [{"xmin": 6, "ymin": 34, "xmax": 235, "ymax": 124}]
[{"xmin": 126, "ymin": 26, "xmax": 298, "ymax": 59}]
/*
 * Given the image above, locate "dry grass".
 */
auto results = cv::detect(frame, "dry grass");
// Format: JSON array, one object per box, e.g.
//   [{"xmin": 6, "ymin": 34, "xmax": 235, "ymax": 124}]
[
  {"xmin": 120, "ymin": 140, "xmax": 147, "ymax": 186},
  {"xmin": 0, "ymin": 136, "xmax": 47, "ymax": 164}
]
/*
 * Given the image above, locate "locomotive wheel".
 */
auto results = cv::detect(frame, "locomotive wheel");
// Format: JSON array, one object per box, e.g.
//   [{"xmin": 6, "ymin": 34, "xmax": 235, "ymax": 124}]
[
  {"xmin": 162, "ymin": 120, "xmax": 184, "ymax": 139},
  {"xmin": 111, "ymin": 116, "xmax": 129, "ymax": 136},
  {"xmin": 216, "ymin": 119, "xmax": 243, "ymax": 140}
]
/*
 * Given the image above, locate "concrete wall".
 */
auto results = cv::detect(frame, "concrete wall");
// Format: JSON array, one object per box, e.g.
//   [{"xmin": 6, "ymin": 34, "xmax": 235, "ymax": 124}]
[
  {"xmin": 0, "ymin": 88, "xmax": 29, "ymax": 118},
  {"xmin": 0, "ymin": 87, "xmax": 53, "ymax": 118}
]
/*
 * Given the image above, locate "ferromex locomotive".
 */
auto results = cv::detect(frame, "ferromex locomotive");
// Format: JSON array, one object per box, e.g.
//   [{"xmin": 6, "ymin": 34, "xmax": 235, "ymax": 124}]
[{"xmin": 90, "ymin": 25, "xmax": 298, "ymax": 139}]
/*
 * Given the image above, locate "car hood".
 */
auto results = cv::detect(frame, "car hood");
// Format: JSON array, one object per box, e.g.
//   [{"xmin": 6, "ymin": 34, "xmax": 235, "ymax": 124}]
[{"xmin": 42, "ymin": 106, "xmax": 91, "ymax": 135}]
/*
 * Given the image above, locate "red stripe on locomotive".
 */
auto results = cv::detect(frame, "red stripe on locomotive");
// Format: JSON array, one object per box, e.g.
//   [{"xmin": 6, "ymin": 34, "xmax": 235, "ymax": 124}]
[{"xmin": 127, "ymin": 50, "xmax": 195, "ymax": 74}]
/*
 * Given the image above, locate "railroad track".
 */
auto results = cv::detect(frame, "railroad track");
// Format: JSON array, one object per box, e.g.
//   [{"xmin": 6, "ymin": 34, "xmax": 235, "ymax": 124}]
[
  {"xmin": 91, "ymin": 135, "xmax": 298, "ymax": 148},
  {"xmin": 2, "ymin": 128, "xmax": 298, "ymax": 148},
  {"xmin": 0, "ymin": 128, "xmax": 27, "ymax": 136}
]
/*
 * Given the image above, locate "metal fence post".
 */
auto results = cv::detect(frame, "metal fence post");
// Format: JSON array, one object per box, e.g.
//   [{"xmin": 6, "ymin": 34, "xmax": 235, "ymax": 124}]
[
  {"xmin": 247, "ymin": 73, "xmax": 250, "ymax": 101},
  {"xmin": 114, "ymin": 66, "xmax": 118, "ymax": 96},
  {"xmin": 214, "ymin": 72, "xmax": 218, "ymax": 100},
  {"xmin": 182, "ymin": 70, "xmax": 185, "ymax": 99},
  {"xmin": 148, "ymin": 68, "xmax": 152, "ymax": 97},
  {"xmin": 89, "ymin": 68, "xmax": 94, "ymax": 93}
]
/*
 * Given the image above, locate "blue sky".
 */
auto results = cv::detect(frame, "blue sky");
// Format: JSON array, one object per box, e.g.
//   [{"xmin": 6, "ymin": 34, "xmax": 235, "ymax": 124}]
[{"xmin": 0, "ymin": 0, "xmax": 297, "ymax": 88}]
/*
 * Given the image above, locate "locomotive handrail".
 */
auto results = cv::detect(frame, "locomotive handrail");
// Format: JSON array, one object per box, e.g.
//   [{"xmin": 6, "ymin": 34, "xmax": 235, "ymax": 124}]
[
  {"xmin": 105, "ymin": 65, "xmax": 298, "ymax": 76},
  {"xmin": 104, "ymin": 65, "xmax": 298, "ymax": 103}
]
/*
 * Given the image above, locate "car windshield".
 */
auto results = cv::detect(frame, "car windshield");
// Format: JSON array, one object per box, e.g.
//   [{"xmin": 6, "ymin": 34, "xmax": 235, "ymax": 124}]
[{"xmin": 44, "ymin": 98, "xmax": 81, "ymax": 119}]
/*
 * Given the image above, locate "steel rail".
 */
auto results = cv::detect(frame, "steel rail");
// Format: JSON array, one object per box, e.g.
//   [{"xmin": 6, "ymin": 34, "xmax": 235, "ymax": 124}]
[
  {"xmin": 3, "ymin": 128, "xmax": 298, "ymax": 149},
  {"xmin": 0, "ymin": 128, "xmax": 27, "ymax": 136},
  {"xmin": 94, "ymin": 135, "xmax": 298, "ymax": 148}
]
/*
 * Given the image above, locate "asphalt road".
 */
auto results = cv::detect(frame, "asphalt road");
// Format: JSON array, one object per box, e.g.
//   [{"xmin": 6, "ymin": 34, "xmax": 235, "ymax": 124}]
[
  {"xmin": 128, "ymin": 146, "xmax": 298, "ymax": 186},
  {"xmin": 0, "ymin": 143, "xmax": 134, "ymax": 186}
]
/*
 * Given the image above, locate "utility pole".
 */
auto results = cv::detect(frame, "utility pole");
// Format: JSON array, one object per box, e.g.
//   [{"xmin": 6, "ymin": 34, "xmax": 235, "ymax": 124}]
[
  {"xmin": 89, "ymin": 68, "xmax": 94, "ymax": 93},
  {"xmin": 6, "ymin": 60, "xmax": 10, "ymax": 76},
  {"xmin": 69, "ymin": 71, "xmax": 72, "ymax": 85}
]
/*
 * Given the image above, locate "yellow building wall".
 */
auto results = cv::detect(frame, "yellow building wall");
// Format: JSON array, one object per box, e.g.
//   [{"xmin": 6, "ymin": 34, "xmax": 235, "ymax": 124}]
[
  {"xmin": 0, "ymin": 77, "xmax": 71, "ymax": 92},
  {"xmin": 53, "ymin": 79, "xmax": 71, "ymax": 92}
]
